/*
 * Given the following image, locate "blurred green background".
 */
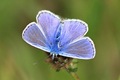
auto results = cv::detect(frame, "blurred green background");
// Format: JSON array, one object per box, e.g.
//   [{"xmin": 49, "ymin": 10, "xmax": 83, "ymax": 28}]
[{"xmin": 0, "ymin": 0, "xmax": 120, "ymax": 80}]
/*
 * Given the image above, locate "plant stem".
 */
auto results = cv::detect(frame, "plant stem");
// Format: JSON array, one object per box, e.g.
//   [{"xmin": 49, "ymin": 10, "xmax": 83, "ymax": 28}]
[
  {"xmin": 70, "ymin": 72, "xmax": 80, "ymax": 80},
  {"xmin": 65, "ymin": 66, "xmax": 80, "ymax": 80}
]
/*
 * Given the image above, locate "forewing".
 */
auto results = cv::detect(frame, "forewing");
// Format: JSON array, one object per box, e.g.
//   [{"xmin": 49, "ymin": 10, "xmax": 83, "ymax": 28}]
[
  {"xmin": 59, "ymin": 19, "xmax": 88, "ymax": 47},
  {"xmin": 22, "ymin": 22, "xmax": 50, "ymax": 52},
  {"xmin": 59, "ymin": 37, "xmax": 96, "ymax": 59},
  {"xmin": 36, "ymin": 10, "xmax": 61, "ymax": 45}
]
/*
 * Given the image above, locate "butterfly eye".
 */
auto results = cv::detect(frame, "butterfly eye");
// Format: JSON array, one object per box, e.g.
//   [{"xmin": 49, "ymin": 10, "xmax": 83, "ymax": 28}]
[
  {"xmin": 56, "ymin": 34, "xmax": 60, "ymax": 39},
  {"xmin": 50, "ymin": 42, "xmax": 53, "ymax": 45}
]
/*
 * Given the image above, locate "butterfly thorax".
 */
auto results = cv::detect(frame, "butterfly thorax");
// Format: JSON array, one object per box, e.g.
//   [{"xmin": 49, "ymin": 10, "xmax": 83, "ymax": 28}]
[
  {"xmin": 50, "ymin": 36, "xmax": 61, "ymax": 59},
  {"xmin": 50, "ymin": 25, "xmax": 62, "ymax": 59}
]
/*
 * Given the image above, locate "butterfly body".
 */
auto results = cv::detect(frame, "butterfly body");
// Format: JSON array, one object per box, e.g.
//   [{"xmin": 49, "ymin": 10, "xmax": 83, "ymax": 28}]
[{"xmin": 50, "ymin": 38, "xmax": 60, "ymax": 55}]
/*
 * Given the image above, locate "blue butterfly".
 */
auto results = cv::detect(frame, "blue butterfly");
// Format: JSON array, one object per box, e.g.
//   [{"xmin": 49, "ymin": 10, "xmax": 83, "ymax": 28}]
[{"xmin": 22, "ymin": 10, "xmax": 96, "ymax": 59}]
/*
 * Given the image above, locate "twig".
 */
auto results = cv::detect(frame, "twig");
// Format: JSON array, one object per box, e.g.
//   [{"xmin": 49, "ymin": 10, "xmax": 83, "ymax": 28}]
[
  {"xmin": 65, "ymin": 65, "xmax": 80, "ymax": 80},
  {"xmin": 70, "ymin": 72, "xmax": 80, "ymax": 80}
]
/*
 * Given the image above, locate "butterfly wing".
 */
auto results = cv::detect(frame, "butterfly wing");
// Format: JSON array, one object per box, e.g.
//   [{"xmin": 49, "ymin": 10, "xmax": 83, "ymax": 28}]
[
  {"xmin": 59, "ymin": 20, "xmax": 95, "ymax": 59},
  {"xmin": 36, "ymin": 10, "xmax": 61, "ymax": 46},
  {"xmin": 22, "ymin": 10, "xmax": 61, "ymax": 52},
  {"xmin": 59, "ymin": 37, "xmax": 96, "ymax": 59},
  {"xmin": 22, "ymin": 22, "xmax": 50, "ymax": 52},
  {"xmin": 59, "ymin": 19, "xmax": 88, "ymax": 47}
]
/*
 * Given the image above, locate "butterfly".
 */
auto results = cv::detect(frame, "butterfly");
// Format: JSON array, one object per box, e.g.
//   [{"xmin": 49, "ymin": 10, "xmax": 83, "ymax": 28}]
[{"xmin": 22, "ymin": 10, "xmax": 96, "ymax": 59}]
